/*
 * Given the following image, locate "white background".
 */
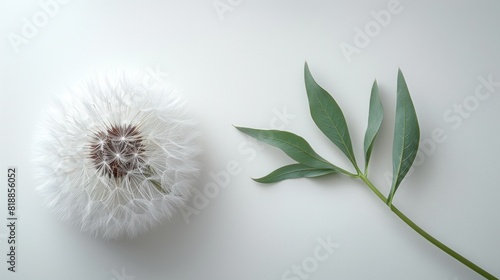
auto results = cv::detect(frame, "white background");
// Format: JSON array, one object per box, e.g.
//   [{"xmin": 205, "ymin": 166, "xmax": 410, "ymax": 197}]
[{"xmin": 1, "ymin": 0, "xmax": 500, "ymax": 279}]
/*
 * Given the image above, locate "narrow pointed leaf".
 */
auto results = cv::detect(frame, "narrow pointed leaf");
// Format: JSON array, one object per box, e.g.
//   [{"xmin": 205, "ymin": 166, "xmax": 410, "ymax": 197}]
[
  {"xmin": 253, "ymin": 163, "xmax": 337, "ymax": 183},
  {"xmin": 388, "ymin": 70, "xmax": 420, "ymax": 205},
  {"xmin": 235, "ymin": 126, "xmax": 338, "ymax": 170},
  {"xmin": 363, "ymin": 81, "xmax": 384, "ymax": 170},
  {"xmin": 304, "ymin": 62, "xmax": 357, "ymax": 166}
]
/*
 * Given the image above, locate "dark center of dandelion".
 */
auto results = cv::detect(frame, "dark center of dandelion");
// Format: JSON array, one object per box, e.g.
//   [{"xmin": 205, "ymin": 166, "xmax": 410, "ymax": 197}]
[{"xmin": 89, "ymin": 124, "xmax": 145, "ymax": 178}]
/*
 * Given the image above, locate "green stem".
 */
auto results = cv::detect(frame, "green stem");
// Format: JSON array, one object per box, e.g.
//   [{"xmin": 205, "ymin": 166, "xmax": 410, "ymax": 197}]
[
  {"xmin": 358, "ymin": 174, "xmax": 498, "ymax": 280},
  {"xmin": 358, "ymin": 173, "xmax": 386, "ymax": 203}
]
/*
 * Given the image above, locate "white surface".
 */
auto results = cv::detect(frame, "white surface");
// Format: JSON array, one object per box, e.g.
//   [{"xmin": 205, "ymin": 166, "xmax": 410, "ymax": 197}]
[{"xmin": 1, "ymin": 0, "xmax": 499, "ymax": 279}]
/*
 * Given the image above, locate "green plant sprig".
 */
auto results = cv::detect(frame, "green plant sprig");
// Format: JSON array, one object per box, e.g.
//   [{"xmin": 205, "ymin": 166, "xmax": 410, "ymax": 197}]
[{"xmin": 235, "ymin": 62, "xmax": 498, "ymax": 280}]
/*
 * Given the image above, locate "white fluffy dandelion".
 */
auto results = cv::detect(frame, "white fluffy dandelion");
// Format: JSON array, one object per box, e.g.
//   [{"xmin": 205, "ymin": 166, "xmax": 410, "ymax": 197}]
[{"xmin": 34, "ymin": 69, "xmax": 201, "ymax": 240}]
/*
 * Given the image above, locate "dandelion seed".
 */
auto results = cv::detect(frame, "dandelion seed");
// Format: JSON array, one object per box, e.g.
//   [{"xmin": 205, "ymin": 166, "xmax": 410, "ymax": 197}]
[{"xmin": 34, "ymin": 69, "xmax": 201, "ymax": 240}]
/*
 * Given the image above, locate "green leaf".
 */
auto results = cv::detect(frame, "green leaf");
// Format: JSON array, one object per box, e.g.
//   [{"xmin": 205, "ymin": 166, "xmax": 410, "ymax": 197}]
[
  {"xmin": 235, "ymin": 126, "xmax": 337, "ymax": 170},
  {"xmin": 388, "ymin": 69, "xmax": 420, "ymax": 205},
  {"xmin": 304, "ymin": 62, "xmax": 357, "ymax": 166},
  {"xmin": 363, "ymin": 80, "xmax": 384, "ymax": 171},
  {"xmin": 253, "ymin": 163, "xmax": 337, "ymax": 183}
]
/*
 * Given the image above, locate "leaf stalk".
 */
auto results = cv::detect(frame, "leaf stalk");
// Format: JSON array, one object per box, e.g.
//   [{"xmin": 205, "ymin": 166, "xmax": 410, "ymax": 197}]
[{"xmin": 357, "ymin": 174, "xmax": 498, "ymax": 280}]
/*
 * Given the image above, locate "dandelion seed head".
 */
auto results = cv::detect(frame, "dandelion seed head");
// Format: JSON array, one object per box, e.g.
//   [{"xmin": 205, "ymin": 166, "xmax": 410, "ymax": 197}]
[{"xmin": 34, "ymin": 69, "xmax": 201, "ymax": 240}]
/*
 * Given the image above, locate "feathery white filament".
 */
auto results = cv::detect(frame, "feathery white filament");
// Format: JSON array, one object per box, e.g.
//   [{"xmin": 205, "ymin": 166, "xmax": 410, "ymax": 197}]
[{"xmin": 34, "ymin": 70, "xmax": 201, "ymax": 240}]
